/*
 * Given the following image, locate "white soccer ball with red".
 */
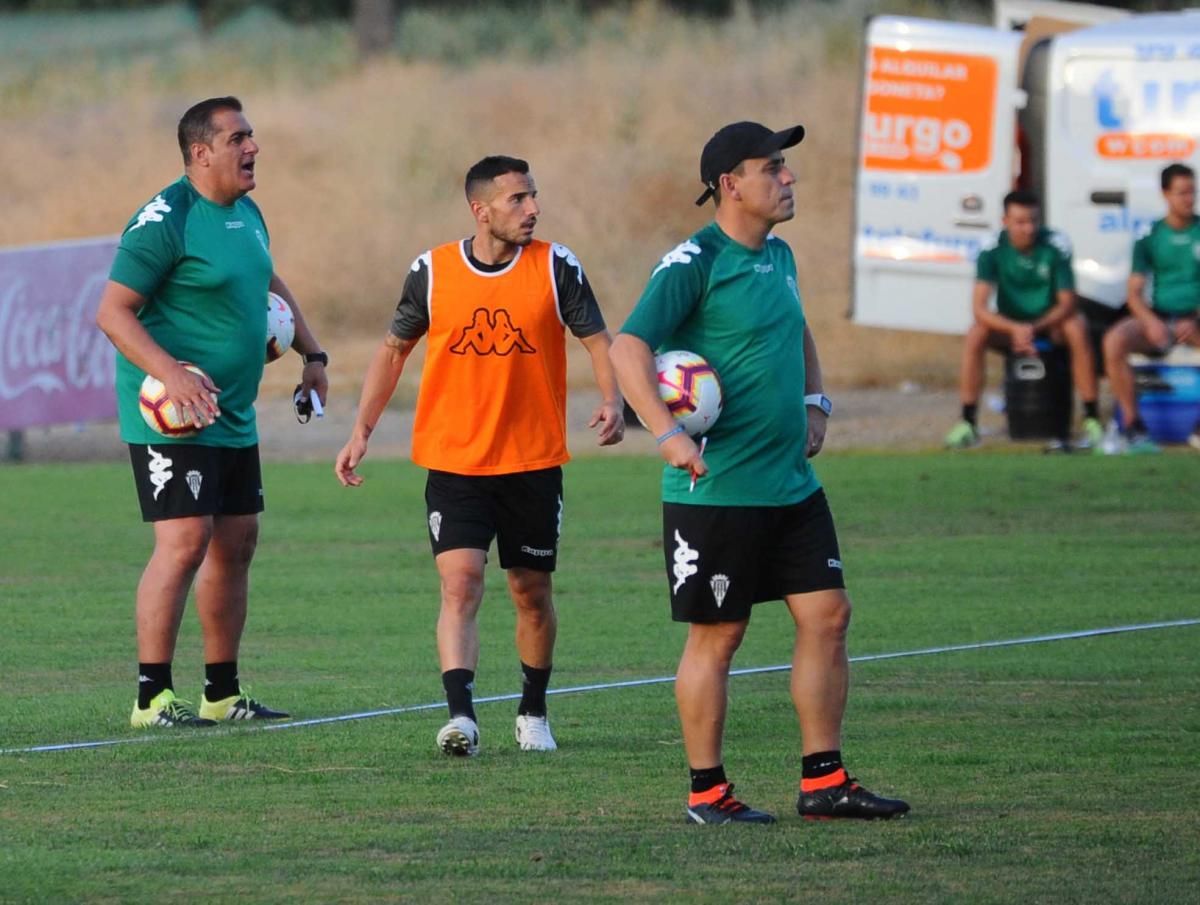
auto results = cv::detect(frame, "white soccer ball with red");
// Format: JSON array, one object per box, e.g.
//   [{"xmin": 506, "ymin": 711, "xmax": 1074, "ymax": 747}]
[
  {"xmin": 138, "ymin": 363, "xmax": 211, "ymax": 437},
  {"xmin": 656, "ymin": 349, "xmax": 723, "ymax": 437},
  {"xmin": 266, "ymin": 291, "xmax": 295, "ymax": 363}
]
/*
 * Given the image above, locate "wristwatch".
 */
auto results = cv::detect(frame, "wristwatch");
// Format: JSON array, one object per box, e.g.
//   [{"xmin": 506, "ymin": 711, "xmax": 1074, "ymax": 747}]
[
  {"xmin": 303, "ymin": 351, "xmax": 329, "ymax": 367},
  {"xmin": 804, "ymin": 393, "xmax": 833, "ymax": 416}
]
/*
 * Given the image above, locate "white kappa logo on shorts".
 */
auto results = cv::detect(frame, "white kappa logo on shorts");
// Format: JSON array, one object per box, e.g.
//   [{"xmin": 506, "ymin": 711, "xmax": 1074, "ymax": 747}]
[
  {"xmin": 828, "ymin": 558, "xmax": 843, "ymax": 570},
  {"xmin": 429, "ymin": 511, "xmax": 442, "ymax": 542},
  {"xmin": 710, "ymin": 573, "xmax": 731, "ymax": 608},
  {"xmin": 146, "ymin": 446, "xmax": 173, "ymax": 500},
  {"xmin": 672, "ymin": 530, "xmax": 699, "ymax": 593},
  {"xmin": 185, "ymin": 470, "xmax": 203, "ymax": 500}
]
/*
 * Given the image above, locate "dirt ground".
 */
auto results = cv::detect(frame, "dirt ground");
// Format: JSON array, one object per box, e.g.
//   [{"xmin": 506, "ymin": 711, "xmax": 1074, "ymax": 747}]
[{"xmin": 7, "ymin": 382, "xmax": 1011, "ymax": 466}]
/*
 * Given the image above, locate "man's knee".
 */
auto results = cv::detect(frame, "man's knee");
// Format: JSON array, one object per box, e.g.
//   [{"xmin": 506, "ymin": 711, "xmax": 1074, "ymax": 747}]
[
  {"xmin": 963, "ymin": 323, "xmax": 992, "ymax": 353},
  {"xmin": 684, "ymin": 620, "xmax": 748, "ymax": 665},
  {"xmin": 793, "ymin": 591, "xmax": 851, "ymax": 639},
  {"xmin": 508, "ymin": 570, "xmax": 554, "ymax": 624},
  {"xmin": 213, "ymin": 517, "xmax": 258, "ymax": 569},
  {"xmin": 440, "ymin": 565, "xmax": 485, "ymax": 611},
  {"xmin": 153, "ymin": 518, "xmax": 212, "ymax": 573}
]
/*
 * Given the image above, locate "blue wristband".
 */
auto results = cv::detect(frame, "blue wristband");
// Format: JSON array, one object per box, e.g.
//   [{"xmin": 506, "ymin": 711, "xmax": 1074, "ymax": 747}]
[{"xmin": 656, "ymin": 424, "xmax": 686, "ymax": 444}]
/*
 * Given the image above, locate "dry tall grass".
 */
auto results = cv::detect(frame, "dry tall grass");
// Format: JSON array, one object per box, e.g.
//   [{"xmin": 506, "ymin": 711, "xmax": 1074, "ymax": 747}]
[{"xmin": 0, "ymin": 2, "xmax": 965, "ymax": 392}]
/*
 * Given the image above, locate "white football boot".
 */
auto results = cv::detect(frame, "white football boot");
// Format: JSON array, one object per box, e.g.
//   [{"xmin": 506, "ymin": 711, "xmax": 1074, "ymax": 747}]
[
  {"xmin": 515, "ymin": 714, "xmax": 557, "ymax": 752},
  {"xmin": 436, "ymin": 715, "xmax": 480, "ymax": 757}
]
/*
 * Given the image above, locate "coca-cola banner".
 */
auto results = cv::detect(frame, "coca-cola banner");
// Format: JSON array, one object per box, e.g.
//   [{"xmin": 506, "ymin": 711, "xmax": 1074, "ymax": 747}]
[{"xmin": 0, "ymin": 237, "xmax": 118, "ymax": 430}]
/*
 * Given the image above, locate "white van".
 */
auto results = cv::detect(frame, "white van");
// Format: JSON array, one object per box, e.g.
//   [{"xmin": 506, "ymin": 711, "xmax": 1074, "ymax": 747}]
[{"xmin": 851, "ymin": 3, "xmax": 1200, "ymax": 336}]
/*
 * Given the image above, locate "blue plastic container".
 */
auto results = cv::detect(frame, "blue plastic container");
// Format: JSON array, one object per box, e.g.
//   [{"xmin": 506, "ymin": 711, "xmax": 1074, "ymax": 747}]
[{"xmin": 1131, "ymin": 365, "xmax": 1200, "ymax": 443}]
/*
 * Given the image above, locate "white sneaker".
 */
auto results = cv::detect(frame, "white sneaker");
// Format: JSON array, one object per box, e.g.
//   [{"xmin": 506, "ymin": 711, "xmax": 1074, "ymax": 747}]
[
  {"xmin": 515, "ymin": 714, "xmax": 557, "ymax": 751},
  {"xmin": 436, "ymin": 715, "xmax": 479, "ymax": 757}
]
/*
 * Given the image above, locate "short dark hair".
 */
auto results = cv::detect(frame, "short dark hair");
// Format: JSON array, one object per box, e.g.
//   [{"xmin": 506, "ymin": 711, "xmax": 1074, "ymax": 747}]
[
  {"xmin": 178, "ymin": 96, "xmax": 243, "ymax": 165},
  {"xmin": 1003, "ymin": 189, "xmax": 1039, "ymax": 212},
  {"xmin": 1162, "ymin": 162, "xmax": 1195, "ymax": 191},
  {"xmin": 464, "ymin": 155, "xmax": 529, "ymax": 200}
]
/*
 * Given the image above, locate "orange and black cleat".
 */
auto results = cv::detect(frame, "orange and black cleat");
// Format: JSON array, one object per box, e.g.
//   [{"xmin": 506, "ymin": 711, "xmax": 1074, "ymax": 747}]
[
  {"xmin": 685, "ymin": 782, "xmax": 776, "ymax": 825},
  {"xmin": 798, "ymin": 776, "xmax": 910, "ymax": 821}
]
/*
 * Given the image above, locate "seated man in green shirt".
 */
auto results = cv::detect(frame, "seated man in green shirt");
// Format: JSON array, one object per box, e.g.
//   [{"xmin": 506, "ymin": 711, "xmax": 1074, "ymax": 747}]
[
  {"xmin": 1102, "ymin": 163, "xmax": 1200, "ymax": 453},
  {"xmin": 945, "ymin": 190, "xmax": 1102, "ymax": 449}
]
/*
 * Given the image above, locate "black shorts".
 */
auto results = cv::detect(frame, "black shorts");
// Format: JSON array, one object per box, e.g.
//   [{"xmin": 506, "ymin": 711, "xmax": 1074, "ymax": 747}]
[
  {"xmin": 424, "ymin": 467, "xmax": 563, "ymax": 572},
  {"xmin": 129, "ymin": 444, "xmax": 264, "ymax": 523},
  {"xmin": 662, "ymin": 488, "xmax": 845, "ymax": 624}
]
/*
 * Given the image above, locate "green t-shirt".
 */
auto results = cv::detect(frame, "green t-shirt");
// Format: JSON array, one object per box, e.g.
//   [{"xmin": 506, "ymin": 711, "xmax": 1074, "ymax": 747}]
[
  {"xmin": 975, "ymin": 227, "xmax": 1074, "ymax": 322},
  {"xmin": 108, "ymin": 176, "xmax": 273, "ymax": 447},
  {"xmin": 620, "ymin": 222, "xmax": 820, "ymax": 508},
  {"xmin": 1131, "ymin": 216, "xmax": 1200, "ymax": 316}
]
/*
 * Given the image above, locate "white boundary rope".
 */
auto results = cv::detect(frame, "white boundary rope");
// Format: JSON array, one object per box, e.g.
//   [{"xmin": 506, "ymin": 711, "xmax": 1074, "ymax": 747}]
[{"xmin": 5, "ymin": 618, "xmax": 1197, "ymax": 756}]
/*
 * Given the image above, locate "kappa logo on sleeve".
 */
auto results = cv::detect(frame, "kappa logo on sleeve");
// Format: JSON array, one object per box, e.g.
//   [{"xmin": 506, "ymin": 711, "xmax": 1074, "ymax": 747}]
[
  {"xmin": 652, "ymin": 241, "xmax": 702, "ymax": 277},
  {"xmin": 449, "ymin": 308, "xmax": 536, "ymax": 356},
  {"xmin": 552, "ymin": 243, "xmax": 584, "ymax": 284},
  {"xmin": 128, "ymin": 195, "xmax": 172, "ymax": 232}
]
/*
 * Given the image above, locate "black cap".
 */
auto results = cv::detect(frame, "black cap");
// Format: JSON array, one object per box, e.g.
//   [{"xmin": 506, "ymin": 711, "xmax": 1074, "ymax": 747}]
[{"xmin": 695, "ymin": 121, "xmax": 805, "ymax": 206}]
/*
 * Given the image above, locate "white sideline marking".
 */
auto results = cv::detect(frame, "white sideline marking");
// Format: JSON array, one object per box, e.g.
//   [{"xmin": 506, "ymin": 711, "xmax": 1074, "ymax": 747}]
[{"xmin": 4, "ymin": 618, "xmax": 1197, "ymax": 755}]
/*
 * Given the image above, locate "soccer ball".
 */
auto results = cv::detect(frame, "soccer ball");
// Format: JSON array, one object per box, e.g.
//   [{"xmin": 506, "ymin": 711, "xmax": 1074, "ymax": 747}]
[
  {"xmin": 655, "ymin": 349, "xmax": 723, "ymax": 436},
  {"xmin": 266, "ymin": 291, "xmax": 295, "ymax": 363},
  {"xmin": 138, "ymin": 363, "xmax": 212, "ymax": 437}
]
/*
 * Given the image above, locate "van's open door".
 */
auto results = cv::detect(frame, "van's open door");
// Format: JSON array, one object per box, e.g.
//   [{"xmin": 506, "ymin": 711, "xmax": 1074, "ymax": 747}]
[{"xmin": 851, "ymin": 17, "xmax": 1023, "ymax": 334}]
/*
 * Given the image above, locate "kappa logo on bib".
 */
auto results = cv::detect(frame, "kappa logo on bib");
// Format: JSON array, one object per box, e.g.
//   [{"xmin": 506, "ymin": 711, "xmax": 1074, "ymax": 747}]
[{"xmin": 449, "ymin": 308, "xmax": 536, "ymax": 356}]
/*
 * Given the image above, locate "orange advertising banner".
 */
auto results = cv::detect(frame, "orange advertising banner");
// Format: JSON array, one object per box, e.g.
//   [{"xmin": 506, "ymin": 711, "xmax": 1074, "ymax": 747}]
[{"xmin": 863, "ymin": 47, "xmax": 997, "ymax": 173}]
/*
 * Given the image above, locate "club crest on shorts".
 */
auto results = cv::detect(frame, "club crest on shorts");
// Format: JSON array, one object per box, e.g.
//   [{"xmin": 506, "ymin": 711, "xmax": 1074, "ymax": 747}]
[
  {"xmin": 709, "ymin": 573, "xmax": 730, "ymax": 608},
  {"xmin": 185, "ymin": 470, "xmax": 203, "ymax": 500},
  {"xmin": 429, "ymin": 511, "xmax": 443, "ymax": 542},
  {"xmin": 672, "ymin": 530, "xmax": 699, "ymax": 593}
]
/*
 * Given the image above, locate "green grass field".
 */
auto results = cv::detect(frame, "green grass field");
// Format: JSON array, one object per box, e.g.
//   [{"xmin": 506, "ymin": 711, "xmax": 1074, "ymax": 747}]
[{"xmin": 2, "ymin": 453, "xmax": 1198, "ymax": 903}]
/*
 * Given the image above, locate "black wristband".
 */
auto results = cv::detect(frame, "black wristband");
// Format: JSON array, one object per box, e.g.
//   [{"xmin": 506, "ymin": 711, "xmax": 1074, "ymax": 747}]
[{"xmin": 303, "ymin": 351, "xmax": 328, "ymax": 366}]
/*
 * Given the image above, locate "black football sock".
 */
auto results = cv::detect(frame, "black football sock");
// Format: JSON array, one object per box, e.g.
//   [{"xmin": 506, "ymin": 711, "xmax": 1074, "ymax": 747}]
[
  {"xmin": 517, "ymin": 662, "xmax": 552, "ymax": 718},
  {"xmin": 137, "ymin": 662, "xmax": 173, "ymax": 709},
  {"xmin": 442, "ymin": 668, "xmax": 477, "ymax": 721},
  {"xmin": 689, "ymin": 764, "xmax": 728, "ymax": 795},
  {"xmin": 1084, "ymin": 400, "xmax": 1100, "ymax": 421},
  {"xmin": 204, "ymin": 661, "xmax": 240, "ymax": 702},
  {"xmin": 962, "ymin": 404, "xmax": 978, "ymax": 427},
  {"xmin": 801, "ymin": 750, "xmax": 849, "ymax": 792}
]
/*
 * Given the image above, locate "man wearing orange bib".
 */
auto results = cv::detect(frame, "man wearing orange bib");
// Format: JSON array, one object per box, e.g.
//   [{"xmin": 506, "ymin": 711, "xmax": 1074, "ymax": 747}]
[{"xmin": 336, "ymin": 156, "xmax": 624, "ymax": 756}]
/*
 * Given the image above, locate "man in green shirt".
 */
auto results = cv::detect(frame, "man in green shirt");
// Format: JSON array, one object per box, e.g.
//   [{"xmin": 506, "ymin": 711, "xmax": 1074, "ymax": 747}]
[
  {"xmin": 95, "ymin": 97, "xmax": 329, "ymax": 727},
  {"xmin": 944, "ymin": 190, "xmax": 1102, "ymax": 450},
  {"xmin": 611, "ymin": 121, "xmax": 909, "ymax": 824},
  {"xmin": 1102, "ymin": 163, "xmax": 1200, "ymax": 452}
]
